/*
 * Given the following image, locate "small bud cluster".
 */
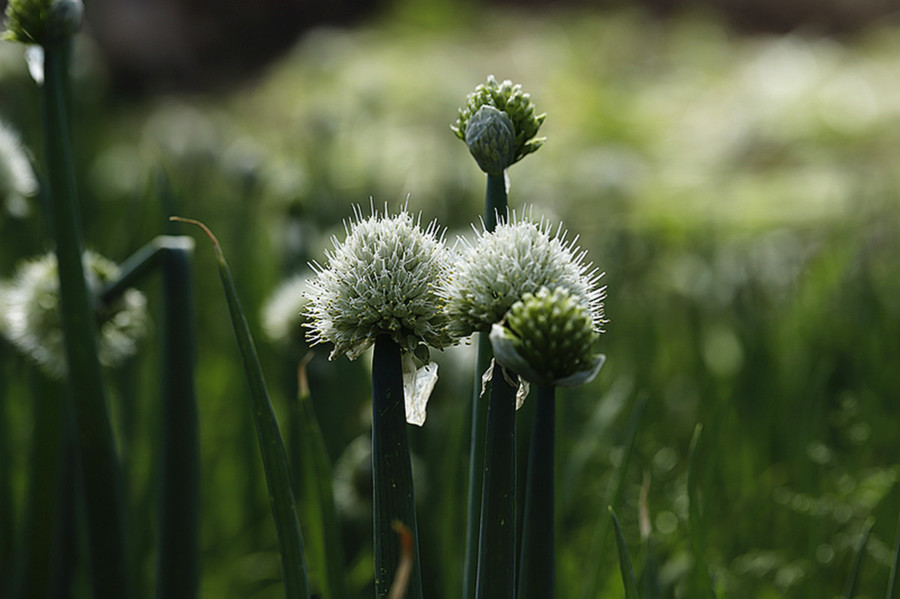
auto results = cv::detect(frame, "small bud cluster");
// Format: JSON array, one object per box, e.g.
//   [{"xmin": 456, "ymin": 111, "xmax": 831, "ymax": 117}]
[
  {"xmin": 452, "ymin": 75, "xmax": 546, "ymax": 173},
  {"xmin": 490, "ymin": 287, "xmax": 606, "ymax": 386}
]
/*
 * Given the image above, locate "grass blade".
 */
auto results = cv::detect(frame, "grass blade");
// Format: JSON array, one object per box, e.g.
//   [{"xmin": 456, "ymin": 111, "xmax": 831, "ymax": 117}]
[
  {"xmin": 372, "ymin": 336, "xmax": 423, "ymax": 599},
  {"xmin": 687, "ymin": 424, "xmax": 716, "ymax": 598},
  {"xmin": 518, "ymin": 384, "xmax": 557, "ymax": 599},
  {"xmin": 580, "ymin": 393, "xmax": 647, "ymax": 599},
  {"xmin": 171, "ymin": 217, "xmax": 310, "ymax": 599},
  {"xmin": 843, "ymin": 520, "xmax": 874, "ymax": 599},
  {"xmin": 474, "ymin": 365, "xmax": 517, "ymax": 599},
  {"xmin": 462, "ymin": 171, "xmax": 508, "ymax": 599},
  {"xmin": 887, "ymin": 509, "xmax": 900, "ymax": 599},
  {"xmin": 609, "ymin": 506, "xmax": 639, "ymax": 599},
  {"xmin": 41, "ymin": 40, "xmax": 132, "ymax": 599},
  {"xmin": 293, "ymin": 354, "xmax": 346, "ymax": 599}
]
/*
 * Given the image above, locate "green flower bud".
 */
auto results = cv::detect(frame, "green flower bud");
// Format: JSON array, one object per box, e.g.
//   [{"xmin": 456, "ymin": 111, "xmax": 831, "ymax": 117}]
[
  {"xmin": 464, "ymin": 105, "xmax": 516, "ymax": 175},
  {"xmin": 304, "ymin": 203, "xmax": 458, "ymax": 361},
  {"xmin": 452, "ymin": 75, "xmax": 547, "ymax": 171},
  {"xmin": 3, "ymin": 0, "xmax": 82, "ymax": 45},
  {"xmin": 490, "ymin": 287, "xmax": 606, "ymax": 387},
  {"xmin": 0, "ymin": 251, "xmax": 149, "ymax": 378}
]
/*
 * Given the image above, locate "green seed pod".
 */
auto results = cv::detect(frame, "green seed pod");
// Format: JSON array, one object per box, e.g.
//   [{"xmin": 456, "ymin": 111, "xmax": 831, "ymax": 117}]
[
  {"xmin": 452, "ymin": 75, "xmax": 547, "ymax": 171},
  {"xmin": 490, "ymin": 286, "xmax": 606, "ymax": 387},
  {"xmin": 464, "ymin": 105, "xmax": 516, "ymax": 175}
]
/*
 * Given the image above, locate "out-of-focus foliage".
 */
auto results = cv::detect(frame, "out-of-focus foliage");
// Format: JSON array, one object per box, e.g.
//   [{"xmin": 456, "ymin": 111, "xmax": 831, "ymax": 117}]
[{"xmin": 2, "ymin": 2, "xmax": 899, "ymax": 597}]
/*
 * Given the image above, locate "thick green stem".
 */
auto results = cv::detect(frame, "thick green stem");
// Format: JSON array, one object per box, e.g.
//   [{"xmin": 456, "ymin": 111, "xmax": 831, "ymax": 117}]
[
  {"xmin": 517, "ymin": 384, "xmax": 556, "ymax": 599},
  {"xmin": 371, "ymin": 336, "xmax": 423, "ymax": 599},
  {"xmin": 474, "ymin": 365, "xmax": 517, "ymax": 599},
  {"xmin": 463, "ymin": 171, "xmax": 508, "ymax": 599},
  {"xmin": 155, "ymin": 242, "xmax": 200, "ymax": 599},
  {"xmin": 483, "ymin": 172, "xmax": 507, "ymax": 230},
  {"xmin": 40, "ymin": 40, "xmax": 131, "ymax": 599}
]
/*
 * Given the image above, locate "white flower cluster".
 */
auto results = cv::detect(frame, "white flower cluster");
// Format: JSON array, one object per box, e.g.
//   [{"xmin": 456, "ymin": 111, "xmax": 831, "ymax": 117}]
[
  {"xmin": 443, "ymin": 210, "xmax": 606, "ymax": 340},
  {"xmin": 0, "ymin": 251, "xmax": 149, "ymax": 378},
  {"xmin": 304, "ymin": 204, "xmax": 455, "ymax": 361}
]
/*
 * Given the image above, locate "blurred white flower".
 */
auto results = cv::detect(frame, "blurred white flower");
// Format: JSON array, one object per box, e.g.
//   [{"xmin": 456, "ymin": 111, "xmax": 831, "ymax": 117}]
[
  {"xmin": 0, "ymin": 251, "xmax": 149, "ymax": 378},
  {"xmin": 261, "ymin": 273, "xmax": 311, "ymax": 347},
  {"xmin": 0, "ymin": 120, "xmax": 38, "ymax": 219}
]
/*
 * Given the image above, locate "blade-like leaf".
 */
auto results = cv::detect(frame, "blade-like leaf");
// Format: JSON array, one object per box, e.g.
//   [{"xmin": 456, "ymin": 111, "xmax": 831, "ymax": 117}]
[{"xmin": 172, "ymin": 217, "xmax": 310, "ymax": 599}]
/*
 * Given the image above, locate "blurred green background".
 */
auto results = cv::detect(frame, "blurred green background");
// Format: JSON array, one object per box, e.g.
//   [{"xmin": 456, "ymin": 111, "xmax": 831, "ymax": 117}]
[{"xmin": 2, "ymin": 0, "xmax": 899, "ymax": 597}]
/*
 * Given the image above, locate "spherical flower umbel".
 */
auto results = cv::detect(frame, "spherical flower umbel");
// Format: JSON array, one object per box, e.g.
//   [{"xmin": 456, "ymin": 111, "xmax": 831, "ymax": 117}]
[
  {"xmin": 304, "ymin": 204, "xmax": 456, "ymax": 361},
  {"xmin": 452, "ymin": 75, "xmax": 547, "ymax": 172},
  {"xmin": 0, "ymin": 251, "xmax": 149, "ymax": 378},
  {"xmin": 490, "ymin": 286, "xmax": 606, "ymax": 387},
  {"xmin": 443, "ymin": 210, "xmax": 606, "ymax": 339}
]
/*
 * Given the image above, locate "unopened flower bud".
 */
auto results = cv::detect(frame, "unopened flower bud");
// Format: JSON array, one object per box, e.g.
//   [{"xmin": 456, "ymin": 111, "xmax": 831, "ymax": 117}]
[
  {"xmin": 490, "ymin": 286, "xmax": 606, "ymax": 387},
  {"xmin": 464, "ymin": 105, "xmax": 516, "ymax": 175},
  {"xmin": 452, "ymin": 75, "xmax": 546, "ymax": 171}
]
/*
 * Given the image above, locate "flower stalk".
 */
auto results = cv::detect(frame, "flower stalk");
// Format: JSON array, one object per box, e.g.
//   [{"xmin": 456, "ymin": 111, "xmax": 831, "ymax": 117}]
[
  {"xmin": 517, "ymin": 383, "xmax": 556, "ymax": 599},
  {"xmin": 462, "ymin": 170, "xmax": 507, "ymax": 599},
  {"xmin": 39, "ymin": 35, "xmax": 132, "ymax": 599},
  {"xmin": 155, "ymin": 239, "xmax": 200, "ymax": 599},
  {"xmin": 372, "ymin": 335, "xmax": 423, "ymax": 599},
  {"xmin": 474, "ymin": 366, "xmax": 518, "ymax": 599}
]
